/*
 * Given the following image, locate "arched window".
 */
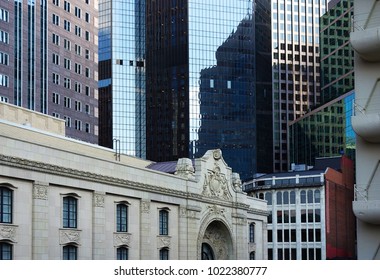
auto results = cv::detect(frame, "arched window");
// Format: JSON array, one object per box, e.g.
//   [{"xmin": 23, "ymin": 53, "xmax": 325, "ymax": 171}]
[
  {"xmin": 314, "ymin": 190, "xmax": 320, "ymax": 203},
  {"xmin": 276, "ymin": 192, "xmax": 282, "ymax": 205},
  {"xmin": 63, "ymin": 196, "xmax": 77, "ymax": 228},
  {"xmin": 116, "ymin": 246, "xmax": 129, "ymax": 260},
  {"xmin": 300, "ymin": 190, "xmax": 306, "ymax": 203},
  {"xmin": 265, "ymin": 192, "xmax": 272, "ymax": 205},
  {"xmin": 0, "ymin": 187, "xmax": 13, "ymax": 223},
  {"xmin": 249, "ymin": 223, "xmax": 255, "ymax": 243},
  {"xmin": 159, "ymin": 247, "xmax": 169, "ymax": 260},
  {"xmin": 63, "ymin": 245, "xmax": 77, "ymax": 260},
  {"xmin": 249, "ymin": 251, "xmax": 255, "ymax": 260},
  {"xmin": 116, "ymin": 204, "xmax": 128, "ymax": 232},
  {"xmin": 159, "ymin": 209, "xmax": 169, "ymax": 235},
  {"xmin": 0, "ymin": 242, "xmax": 12, "ymax": 260}
]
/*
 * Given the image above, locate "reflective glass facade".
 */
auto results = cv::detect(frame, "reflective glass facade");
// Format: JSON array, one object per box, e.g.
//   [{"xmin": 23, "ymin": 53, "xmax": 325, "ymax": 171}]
[
  {"xmin": 99, "ymin": 0, "xmax": 146, "ymax": 156},
  {"xmin": 99, "ymin": 0, "xmax": 259, "ymax": 180},
  {"xmin": 288, "ymin": 0, "xmax": 355, "ymax": 167},
  {"xmin": 289, "ymin": 91, "xmax": 355, "ymax": 166},
  {"xmin": 271, "ymin": 0, "xmax": 329, "ymax": 172},
  {"xmin": 320, "ymin": 0, "xmax": 354, "ymax": 103}
]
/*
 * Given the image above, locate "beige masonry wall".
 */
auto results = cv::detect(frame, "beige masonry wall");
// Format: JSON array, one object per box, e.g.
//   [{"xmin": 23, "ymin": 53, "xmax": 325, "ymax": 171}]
[{"xmin": 0, "ymin": 109, "xmax": 268, "ymax": 260}]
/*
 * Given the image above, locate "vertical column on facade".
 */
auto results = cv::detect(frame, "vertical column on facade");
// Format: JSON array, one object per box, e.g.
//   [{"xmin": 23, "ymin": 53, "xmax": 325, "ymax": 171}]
[
  {"xmin": 186, "ymin": 206, "xmax": 201, "ymax": 259},
  {"xmin": 32, "ymin": 181, "xmax": 49, "ymax": 259},
  {"xmin": 140, "ymin": 199, "xmax": 151, "ymax": 259},
  {"xmin": 92, "ymin": 192, "xmax": 106, "ymax": 259},
  {"xmin": 320, "ymin": 188, "xmax": 327, "ymax": 260},
  {"xmin": 232, "ymin": 210, "xmax": 248, "ymax": 259},
  {"xmin": 178, "ymin": 206, "xmax": 188, "ymax": 259}
]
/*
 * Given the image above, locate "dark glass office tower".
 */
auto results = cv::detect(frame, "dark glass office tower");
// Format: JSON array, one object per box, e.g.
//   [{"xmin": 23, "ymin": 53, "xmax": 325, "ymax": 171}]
[
  {"xmin": 194, "ymin": 15, "xmax": 256, "ymax": 180},
  {"xmin": 288, "ymin": 0, "xmax": 355, "ymax": 167},
  {"xmin": 99, "ymin": 0, "xmax": 259, "ymax": 179}
]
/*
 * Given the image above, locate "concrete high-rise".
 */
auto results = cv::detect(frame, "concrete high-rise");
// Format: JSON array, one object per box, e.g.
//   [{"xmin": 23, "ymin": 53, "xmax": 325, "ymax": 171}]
[{"xmin": 0, "ymin": 0, "xmax": 99, "ymax": 144}]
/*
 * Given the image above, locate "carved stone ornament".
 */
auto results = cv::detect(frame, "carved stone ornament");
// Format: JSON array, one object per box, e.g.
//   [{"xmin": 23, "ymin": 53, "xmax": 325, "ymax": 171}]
[
  {"xmin": 213, "ymin": 149, "xmax": 222, "ymax": 160},
  {"xmin": 33, "ymin": 182, "xmax": 48, "ymax": 200},
  {"xmin": 93, "ymin": 193, "xmax": 105, "ymax": 208},
  {"xmin": 203, "ymin": 223, "xmax": 228, "ymax": 260},
  {"xmin": 141, "ymin": 201, "xmax": 150, "ymax": 213},
  {"xmin": 59, "ymin": 229, "xmax": 81, "ymax": 245},
  {"xmin": 157, "ymin": 235, "xmax": 171, "ymax": 249},
  {"xmin": 207, "ymin": 205, "xmax": 226, "ymax": 219},
  {"xmin": 175, "ymin": 158, "xmax": 195, "ymax": 180},
  {"xmin": 249, "ymin": 242, "xmax": 256, "ymax": 252},
  {"xmin": 0, "ymin": 224, "xmax": 17, "ymax": 242},
  {"xmin": 114, "ymin": 233, "xmax": 132, "ymax": 247},
  {"xmin": 202, "ymin": 164, "xmax": 231, "ymax": 200},
  {"xmin": 232, "ymin": 173, "xmax": 243, "ymax": 193}
]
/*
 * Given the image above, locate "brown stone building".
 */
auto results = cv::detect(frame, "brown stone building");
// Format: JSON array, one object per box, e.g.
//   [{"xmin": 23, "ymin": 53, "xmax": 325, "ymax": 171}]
[{"xmin": 0, "ymin": 0, "xmax": 98, "ymax": 144}]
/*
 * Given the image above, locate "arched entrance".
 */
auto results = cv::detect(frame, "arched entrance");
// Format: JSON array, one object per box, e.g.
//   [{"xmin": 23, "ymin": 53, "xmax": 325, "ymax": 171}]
[{"xmin": 201, "ymin": 220, "xmax": 233, "ymax": 260}]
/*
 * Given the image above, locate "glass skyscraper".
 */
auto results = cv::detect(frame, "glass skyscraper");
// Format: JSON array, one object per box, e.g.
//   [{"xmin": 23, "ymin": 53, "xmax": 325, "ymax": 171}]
[
  {"xmin": 271, "ymin": 0, "xmax": 329, "ymax": 172},
  {"xmin": 99, "ymin": 0, "xmax": 260, "ymax": 180},
  {"xmin": 288, "ymin": 0, "xmax": 355, "ymax": 167}
]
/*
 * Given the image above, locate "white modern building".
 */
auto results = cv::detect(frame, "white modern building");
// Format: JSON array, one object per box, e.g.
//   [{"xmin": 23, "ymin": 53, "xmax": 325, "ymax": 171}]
[
  {"xmin": 243, "ymin": 157, "xmax": 356, "ymax": 260},
  {"xmin": 350, "ymin": 0, "xmax": 380, "ymax": 260},
  {"xmin": 0, "ymin": 102, "xmax": 268, "ymax": 260}
]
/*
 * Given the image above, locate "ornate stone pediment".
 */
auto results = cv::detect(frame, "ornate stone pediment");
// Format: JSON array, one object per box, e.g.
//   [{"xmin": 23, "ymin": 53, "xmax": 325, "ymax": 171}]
[{"xmin": 202, "ymin": 164, "xmax": 231, "ymax": 200}]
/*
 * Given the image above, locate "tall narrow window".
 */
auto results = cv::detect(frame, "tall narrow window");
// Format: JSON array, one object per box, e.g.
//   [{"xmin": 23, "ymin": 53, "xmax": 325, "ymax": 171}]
[
  {"xmin": 116, "ymin": 247, "xmax": 129, "ymax": 260},
  {"xmin": 159, "ymin": 209, "xmax": 169, "ymax": 235},
  {"xmin": 116, "ymin": 204, "xmax": 128, "ymax": 232},
  {"xmin": 159, "ymin": 247, "xmax": 169, "ymax": 260},
  {"xmin": 0, "ymin": 187, "xmax": 12, "ymax": 223},
  {"xmin": 249, "ymin": 251, "xmax": 255, "ymax": 260},
  {"xmin": 63, "ymin": 245, "xmax": 77, "ymax": 260},
  {"xmin": 63, "ymin": 196, "xmax": 77, "ymax": 228},
  {"xmin": 249, "ymin": 223, "xmax": 255, "ymax": 243},
  {"xmin": 0, "ymin": 242, "xmax": 12, "ymax": 260}
]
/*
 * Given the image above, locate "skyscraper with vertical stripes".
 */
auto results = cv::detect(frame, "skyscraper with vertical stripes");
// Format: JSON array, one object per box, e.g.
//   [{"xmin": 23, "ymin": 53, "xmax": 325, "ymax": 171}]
[{"xmin": 0, "ymin": 0, "xmax": 98, "ymax": 144}]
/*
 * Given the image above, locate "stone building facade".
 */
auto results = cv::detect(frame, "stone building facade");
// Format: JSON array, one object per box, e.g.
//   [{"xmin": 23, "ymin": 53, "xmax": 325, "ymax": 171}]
[{"xmin": 0, "ymin": 103, "xmax": 268, "ymax": 260}]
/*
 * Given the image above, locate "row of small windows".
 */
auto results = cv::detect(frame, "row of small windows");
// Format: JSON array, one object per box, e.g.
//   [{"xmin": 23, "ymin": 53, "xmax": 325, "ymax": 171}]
[
  {"xmin": 52, "ymin": 71, "xmax": 91, "ymax": 86},
  {"xmin": 258, "ymin": 189, "xmax": 321, "ymax": 205},
  {"xmin": 268, "ymin": 247, "xmax": 322, "ymax": 260},
  {"xmin": 52, "ymin": 53, "xmax": 90, "ymax": 72},
  {"xmin": 0, "ymin": 186, "xmax": 169, "ymax": 260}
]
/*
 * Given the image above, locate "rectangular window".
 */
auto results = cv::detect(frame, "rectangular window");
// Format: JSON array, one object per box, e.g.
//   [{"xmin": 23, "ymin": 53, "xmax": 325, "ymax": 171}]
[
  {"xmin": 0, "ymin": 187, "xmax": 12, "ymax": 223},
  {"xmin": 116, "ymin": 204, "xmax": 128, "ymax": 232},
  {"xmin": 0, "ymin": 8, "xmax": 9, "ymax": 22},
  {"xmin": 75, "ymin": 63, "xmax": 81, "ymax": 74},
  {"xmin": 63, "ymin": 196, "xmax": 77, "ymax": 228},
  {"xmin": 75, "ymin": 26, "xmax": 81, "ymax": 37},
  {"xmin": 74, "ymin": 120, "xmax": 82, "ymax": 130},
  {"xmin": 64, "ymin": 96, "xmax": 71, "ymax": 108},
  {"xmin": 0, "ymin": 96, "xmax": 9, "ymax": 102},
  {"xmin": 75, "ymin": 100, "xmax": 81, "ymax": 111},
  {"xmin": 52, "ymin": 14, "xmax": 60, "ymax": 25},
  {"xmin": 0, "ymin": 243, "xmax": 12, "ymax": 260},
  {"xmin": 0, "ymin": 74, "xmax": 9, "ymax": 87},
  {"xmin": 116, "ymin": 247, "xmax": 128, "ymax": 260},
  {"xmin": 75, "ymin": 44, "xmax": 81, "ymax": 56},
  {"xmin": 64, "ymin": 39, "xmax": 71, "ymax": 50},
  {"xmin": 75, "ymin": 7, "xmax": 81, "ymax": 18},
  {"xmin": 74, "ymin": 82, "xmax": 81, "ymax": 93},
  {"xmin": 64, "ymin": 58, "xmax": 71, "ymax": 70},
  {"xmin": 52, "ymin": 92, "xmax": 60, "ymax": 104},
  {"xmin": 64, "ymin": 20, "xmax": 71, "ymax": 31},
  {"xmin": 159, "ymin": 210, "xmax": 169, "ymax": 235},
  {"xmin": 0, "ymin": 30, "xmax": 9, "ymax": 44},
  {"xmin": 64, "ymin": 116, "xmax": 71, "ymax": 127},
  {"xmin": 85, "ymin": 123, "xmax": 90, "ymax": 133},
  {"xmin": 52, "ymin": 53, "xmax": 60, "ymax": 65},
  {"xmin": 159, "ymin": 248, "xmax": 169, "ymax": 260},
  {"xmin": 52, "ymin": 73, "xmax": 60, "ymax": 85},
  {"xmin": 64, "ymin": 78, "xmax": 71, "ymax": 89},
  {"xmin": 85, "ymin": 31, "xmax": 90, "ymax": 41},
  {"xmin": 85, "ymin": 68, "xmax": 90, "ymax": 78},
  {"xmin": 85, "ymin": 49, "xmax": 90, "ymax": 60},
  {"xmin": 64, "ymin": 1, "xmax": 71, "ymax": 12},
  {"xmin": 63, "ymin": 245, "xmax": 77, "ymax": 260},
  {"xmin": 52, "ymin": 33, "xmax": 60, "ymax": 45},
  {"xmin": 85, "ymin": 12, "xmax": 90, "ymax": 23}
]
